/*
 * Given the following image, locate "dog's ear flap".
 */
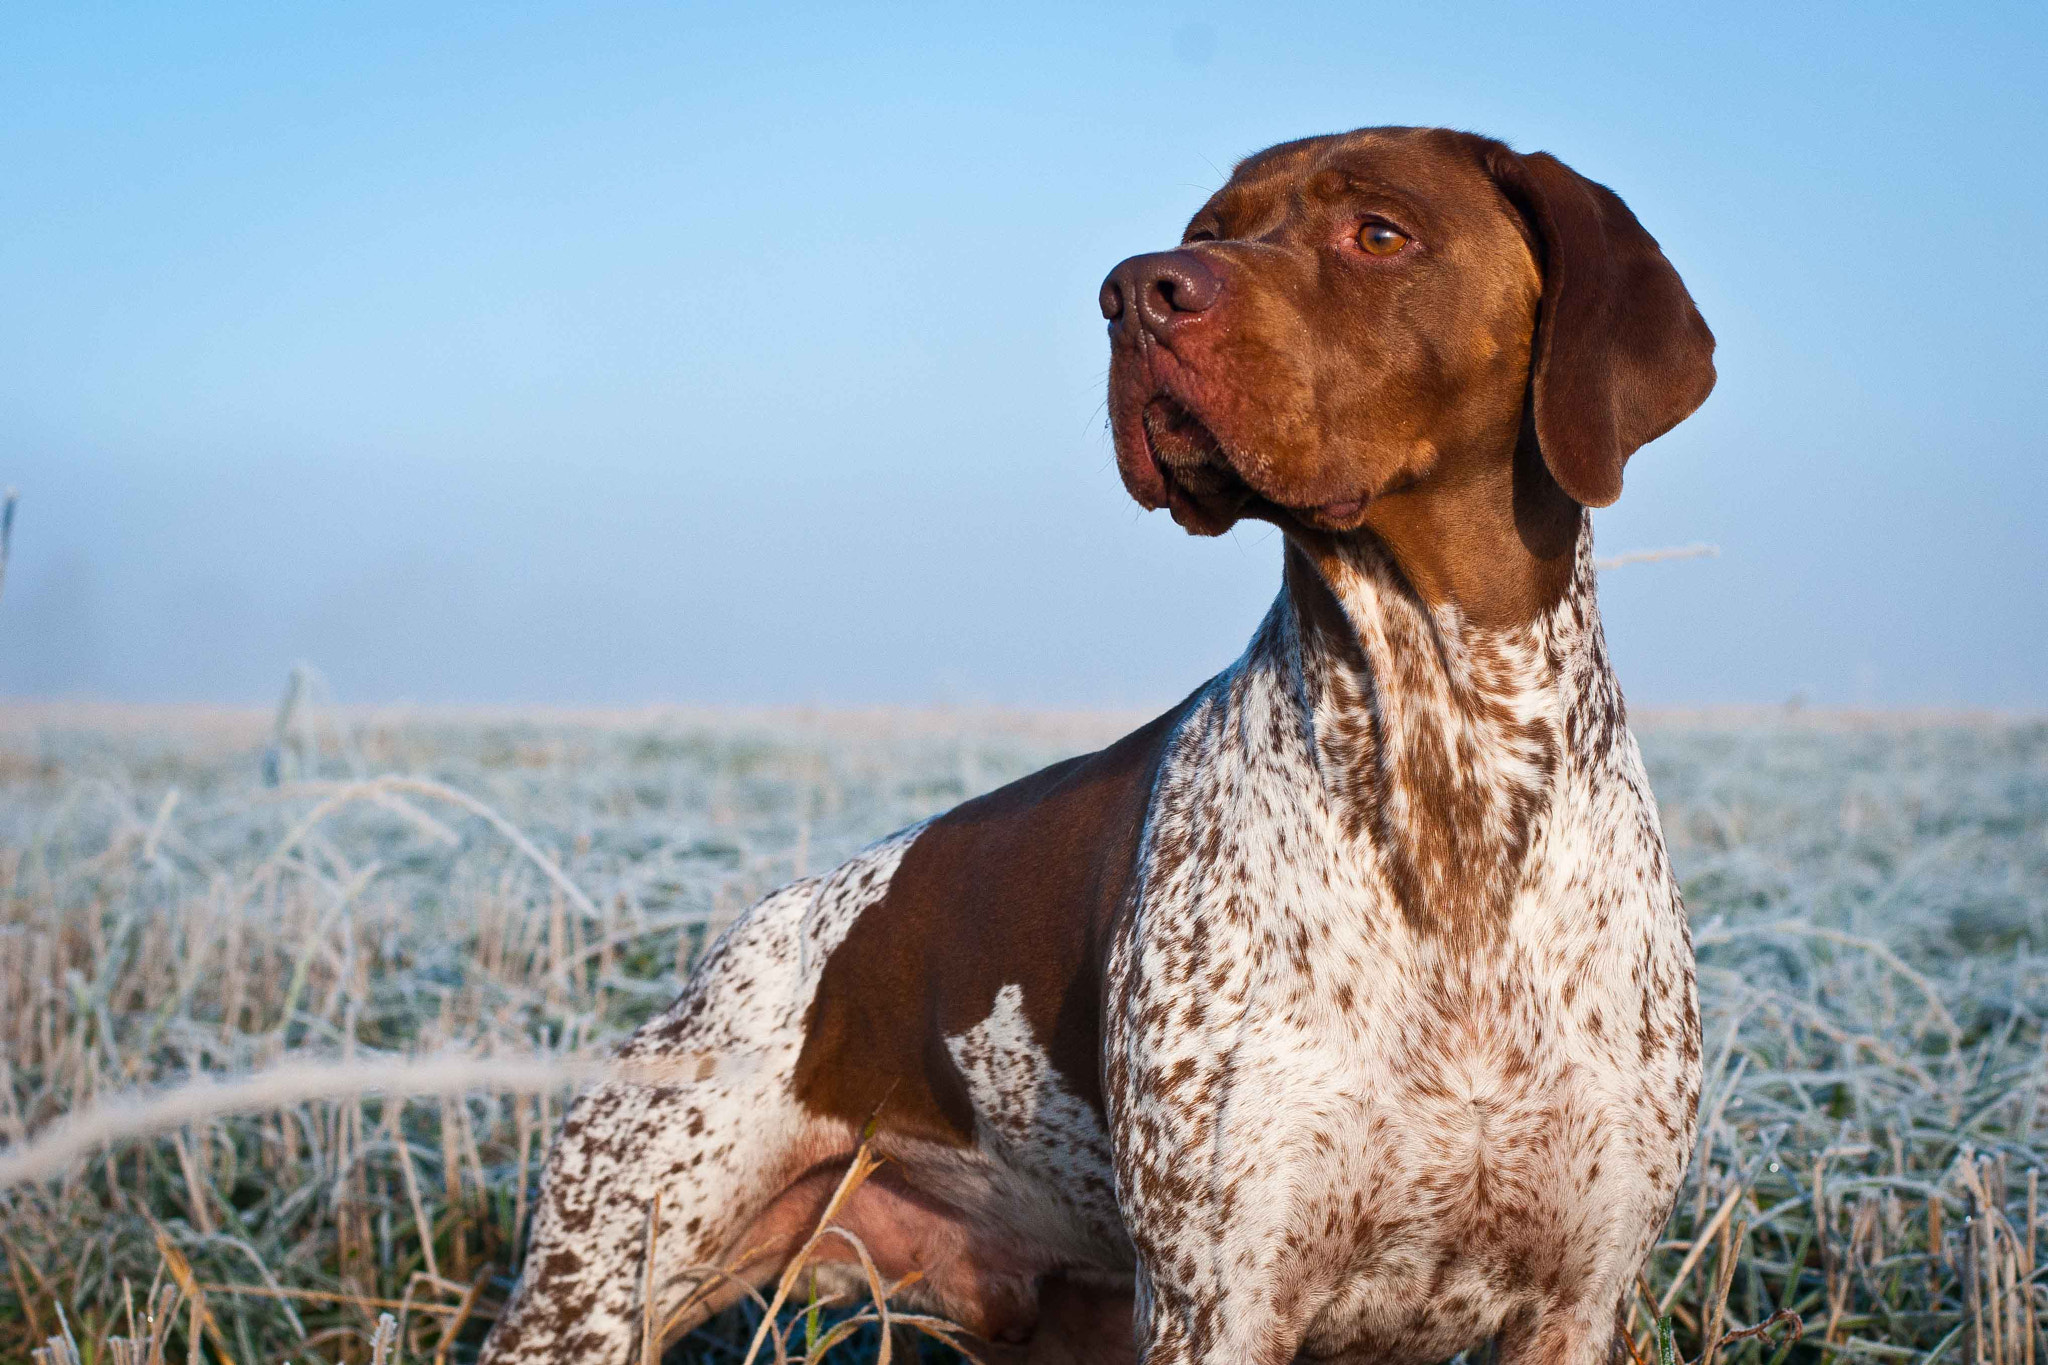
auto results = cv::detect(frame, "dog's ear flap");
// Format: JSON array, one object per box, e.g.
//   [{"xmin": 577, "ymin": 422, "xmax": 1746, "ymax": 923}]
[{"xmin": 1487, "ymin": 148, "xmax": 1716, "ymax": 507}]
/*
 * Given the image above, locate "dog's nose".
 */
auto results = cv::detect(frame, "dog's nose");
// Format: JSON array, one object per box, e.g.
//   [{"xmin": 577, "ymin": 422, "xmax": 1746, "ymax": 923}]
[{"xmin": 1100, "ymin": 250, "xmax": 1223, "ymax": 339}]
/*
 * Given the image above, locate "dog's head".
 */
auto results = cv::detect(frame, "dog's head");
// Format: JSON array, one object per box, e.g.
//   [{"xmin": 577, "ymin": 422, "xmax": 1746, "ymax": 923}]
[{"xmin": 1102, "ymin": 126, "xmax": 1714, "ymax": 546}]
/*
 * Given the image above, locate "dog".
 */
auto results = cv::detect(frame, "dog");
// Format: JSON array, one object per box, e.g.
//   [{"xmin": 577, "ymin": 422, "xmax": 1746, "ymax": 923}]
[{"xmin": 480, "ymin": 124, "xmax": 1712, "ymax": 1365}]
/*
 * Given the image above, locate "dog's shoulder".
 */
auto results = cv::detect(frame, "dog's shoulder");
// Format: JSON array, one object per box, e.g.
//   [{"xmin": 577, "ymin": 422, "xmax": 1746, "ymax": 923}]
[{"xmin": 788, "ymin": 691, "xmax": 1201, "ymax": 1144}]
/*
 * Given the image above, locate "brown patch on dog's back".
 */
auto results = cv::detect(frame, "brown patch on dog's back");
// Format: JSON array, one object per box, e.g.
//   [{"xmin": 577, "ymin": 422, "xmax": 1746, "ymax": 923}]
[{"xmin": 791, "ymin": 700, "xmax": 1195, "ymax": 1142}]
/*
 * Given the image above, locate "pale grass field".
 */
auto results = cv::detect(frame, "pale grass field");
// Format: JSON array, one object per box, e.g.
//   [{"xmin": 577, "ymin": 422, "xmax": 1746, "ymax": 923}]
[{"xmin": 1, "ymin": 698, "xmax": 2044, "ymax": 1365}]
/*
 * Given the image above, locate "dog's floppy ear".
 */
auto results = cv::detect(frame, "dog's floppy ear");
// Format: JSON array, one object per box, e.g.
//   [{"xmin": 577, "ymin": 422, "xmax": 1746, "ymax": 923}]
[{"xmin": 1487, "ymin": 147, "xmax": 1716, "ymax": 507}]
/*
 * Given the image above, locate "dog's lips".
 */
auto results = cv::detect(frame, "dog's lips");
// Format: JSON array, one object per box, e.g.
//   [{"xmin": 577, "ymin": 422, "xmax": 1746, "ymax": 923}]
[
  {"xmin": 1108, "ymin": 344, "xmax": 1371, "ymax": 533},
  {"xmin": 1124, "ymin": 387, "xmax": 1372, "ymax": 535},
  {"xmin": 1303, "ymin": 495, "xmax": 1371, "ymax": 531},
  {"xmin": 1140, "ymin": 395, "xmax": 1224, "ymax": 471},
  {"xmin": 1137, "ymin": 396, "xmax": 1252, "ymax": 535}
]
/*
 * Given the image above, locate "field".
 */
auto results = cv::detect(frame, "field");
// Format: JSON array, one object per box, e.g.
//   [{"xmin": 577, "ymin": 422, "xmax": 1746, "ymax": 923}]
[{"xmin": 2, "ymin": 698, "xmax": 2044, "ymax": 1364}]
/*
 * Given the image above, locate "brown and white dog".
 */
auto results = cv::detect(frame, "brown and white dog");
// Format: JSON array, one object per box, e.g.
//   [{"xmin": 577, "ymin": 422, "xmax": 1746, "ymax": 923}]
[{"xmin": 480, "ymin": 125, "xmax": 1712, "ymax": 1365}]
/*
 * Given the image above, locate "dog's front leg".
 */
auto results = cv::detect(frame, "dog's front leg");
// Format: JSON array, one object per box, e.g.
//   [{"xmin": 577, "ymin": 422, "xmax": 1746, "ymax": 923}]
[
  {"xmin": 480, "ymin": 881, "xmax": 828, "ymax": 1363},
  {"xmin": 481, "ymin": 1077, "xmax": 703, "ymax": 1363},
  {"xmin": 1106, "ymin": 1022, "xmax": 1327, "ymax": 1363},
  {"xmin": 1128, "ymin": 1262, "xmax": 1307, "ymax": 1365},
  {"xmin": 480, "ymin": 1057, "xmax": 816, "ymax": 1364}
]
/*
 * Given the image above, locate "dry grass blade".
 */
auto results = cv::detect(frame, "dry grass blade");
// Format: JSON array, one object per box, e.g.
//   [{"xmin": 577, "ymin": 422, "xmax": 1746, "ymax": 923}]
[
  {"xmin": 194, "ymin": 1282, "xmax": 468, "ymax": 1315},
  {"xmin": 1702, "ymin": 1309, "xmax": 1805, "ymax": 1358},
  {"xmin": 389, "ymin": 1099, "xmax": 443, "ymax": 1285},
  {"xmin": 432, "ymin": 1268, "xmax": 493, "ymax": 1365},
  {"xmin": 0, "ymin": 486, "xmax": 16, "ymax": 608},
  {"xmin": 149, "ymin": 1231, "xmax": 234, "ymax": 1364},
  {"xmin": 369, "ymin": 1310, "xmax": 400, "ymax": 1365},
  {"xmin": 1691, "ymin": 920, "xmax": 1961, "ymax": 1035},
  {"xmin": 124, "ymin": 1282, "xmax": 181, "ymax": 1365},
  {"xmin": 1658, "ymin": 1181, "xmax": 1749, "ymax": 1315},
  {"xmin": 1699, "ymin": 1215, "xmax": 1746, "ymax": 1365},
  {"xmin": 1593, "ymin": 542, "xmax": 1720, "ymax": 571},
  {"xmin": 739, "ymin": 1142, "xmax": 891, "ymax": 1365},
  {"xmin": 253, "ymin": 776, "xmax": 599, "ymax": 924},
  {"xmin": 654, "ymin": 1255, "xmax": 778, "ymax": 1346},
  {"xmin": 797, "ymin": 1226, "xmax": 897, "ymax": 1365},
  {"xmin": 643, "ymin": 1190, "xmax": 662, "ymax": 1365},
  {"xmin": 0, "ymin": 1054, "xmax": 599, "ymax": 1186}
]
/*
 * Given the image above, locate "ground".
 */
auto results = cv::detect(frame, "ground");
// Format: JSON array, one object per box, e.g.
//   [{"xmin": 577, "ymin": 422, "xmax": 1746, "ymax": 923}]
[{"xmin": 1, "ymin": 700, "xmax": 2043, "ymax": 1364}]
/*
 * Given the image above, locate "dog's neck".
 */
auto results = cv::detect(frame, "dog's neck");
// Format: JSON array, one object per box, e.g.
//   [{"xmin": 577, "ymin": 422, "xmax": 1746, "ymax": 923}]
[
  {"xmin": 1260, "ymin": 504, "xmax": 1617, "ymax": 943},
  {"xmin": 1355, "ymin": 429, "xmax": 1585, "ymax": 629}
]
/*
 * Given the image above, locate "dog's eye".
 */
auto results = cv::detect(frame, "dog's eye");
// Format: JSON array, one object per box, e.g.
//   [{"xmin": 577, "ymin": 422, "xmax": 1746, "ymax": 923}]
[{"xmin": 1357, "ymin": 222, "xmax": 1410, "ymax": 256}]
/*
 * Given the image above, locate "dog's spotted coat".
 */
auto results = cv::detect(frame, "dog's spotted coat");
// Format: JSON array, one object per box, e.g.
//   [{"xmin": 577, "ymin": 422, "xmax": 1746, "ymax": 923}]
[
  {"xmin": 481, "ymin": 123, "xmax": 1713, "ymax": 1365},
  {"xmin": 482, "ymin": 531, "xmax": 1700, "ymax": 1365},
  {"xmin": 1106, "ymin": 535, "xmax": 1698, "ymax": 1363},
  {"xmin": 483, "ymin": 828, "xmax": 925, "ymax": 1361}
]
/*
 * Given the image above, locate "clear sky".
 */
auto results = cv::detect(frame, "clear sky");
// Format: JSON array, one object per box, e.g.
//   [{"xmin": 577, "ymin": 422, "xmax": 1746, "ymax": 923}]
[{"xmin": 3, "ymin": 2, "xmax": 2043, "ymax": 710}]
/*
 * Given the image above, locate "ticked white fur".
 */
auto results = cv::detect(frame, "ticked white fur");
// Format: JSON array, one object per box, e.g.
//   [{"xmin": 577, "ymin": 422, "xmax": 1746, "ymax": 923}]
[
  {"xmin": 482, "ymin": 528, "xmax": 1700, "ymax": 1365},
  {"xmin": 1106, "ymin": 533, "xmax": 1698, "ymax": 1364}
]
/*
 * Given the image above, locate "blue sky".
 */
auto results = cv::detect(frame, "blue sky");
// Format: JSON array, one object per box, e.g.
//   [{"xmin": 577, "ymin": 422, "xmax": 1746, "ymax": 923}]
[{"xmin": 3, "ymin": 2, "xmax": 2043, "ymax": 709}]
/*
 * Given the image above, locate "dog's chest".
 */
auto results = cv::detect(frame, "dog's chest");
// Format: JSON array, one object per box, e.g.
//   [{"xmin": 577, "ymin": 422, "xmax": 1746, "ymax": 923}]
[{"xmin": 1103, "ymin": 655, "xmax": 1700, "ymax": 1355}]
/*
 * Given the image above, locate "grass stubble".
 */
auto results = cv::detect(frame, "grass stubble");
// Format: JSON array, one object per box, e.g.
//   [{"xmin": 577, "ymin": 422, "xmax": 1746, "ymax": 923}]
[{"xmin": 0, "ymin": 696, "xmax": 2043, "ymax": 1364}]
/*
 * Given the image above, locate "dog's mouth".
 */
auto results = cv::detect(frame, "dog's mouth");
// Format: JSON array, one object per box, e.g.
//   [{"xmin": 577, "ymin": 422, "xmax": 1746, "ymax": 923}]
[
  {"xmin": 1136, "ymin": 393, "xmax": 1370, "ymax": 536},
  {"xmin": 1140, "ymin": 394, "xmax": 1227, "ymax": 472},
  {"xmin": 1140, "ymin": 396, "xmax": 1249, "ymax": 533}
]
